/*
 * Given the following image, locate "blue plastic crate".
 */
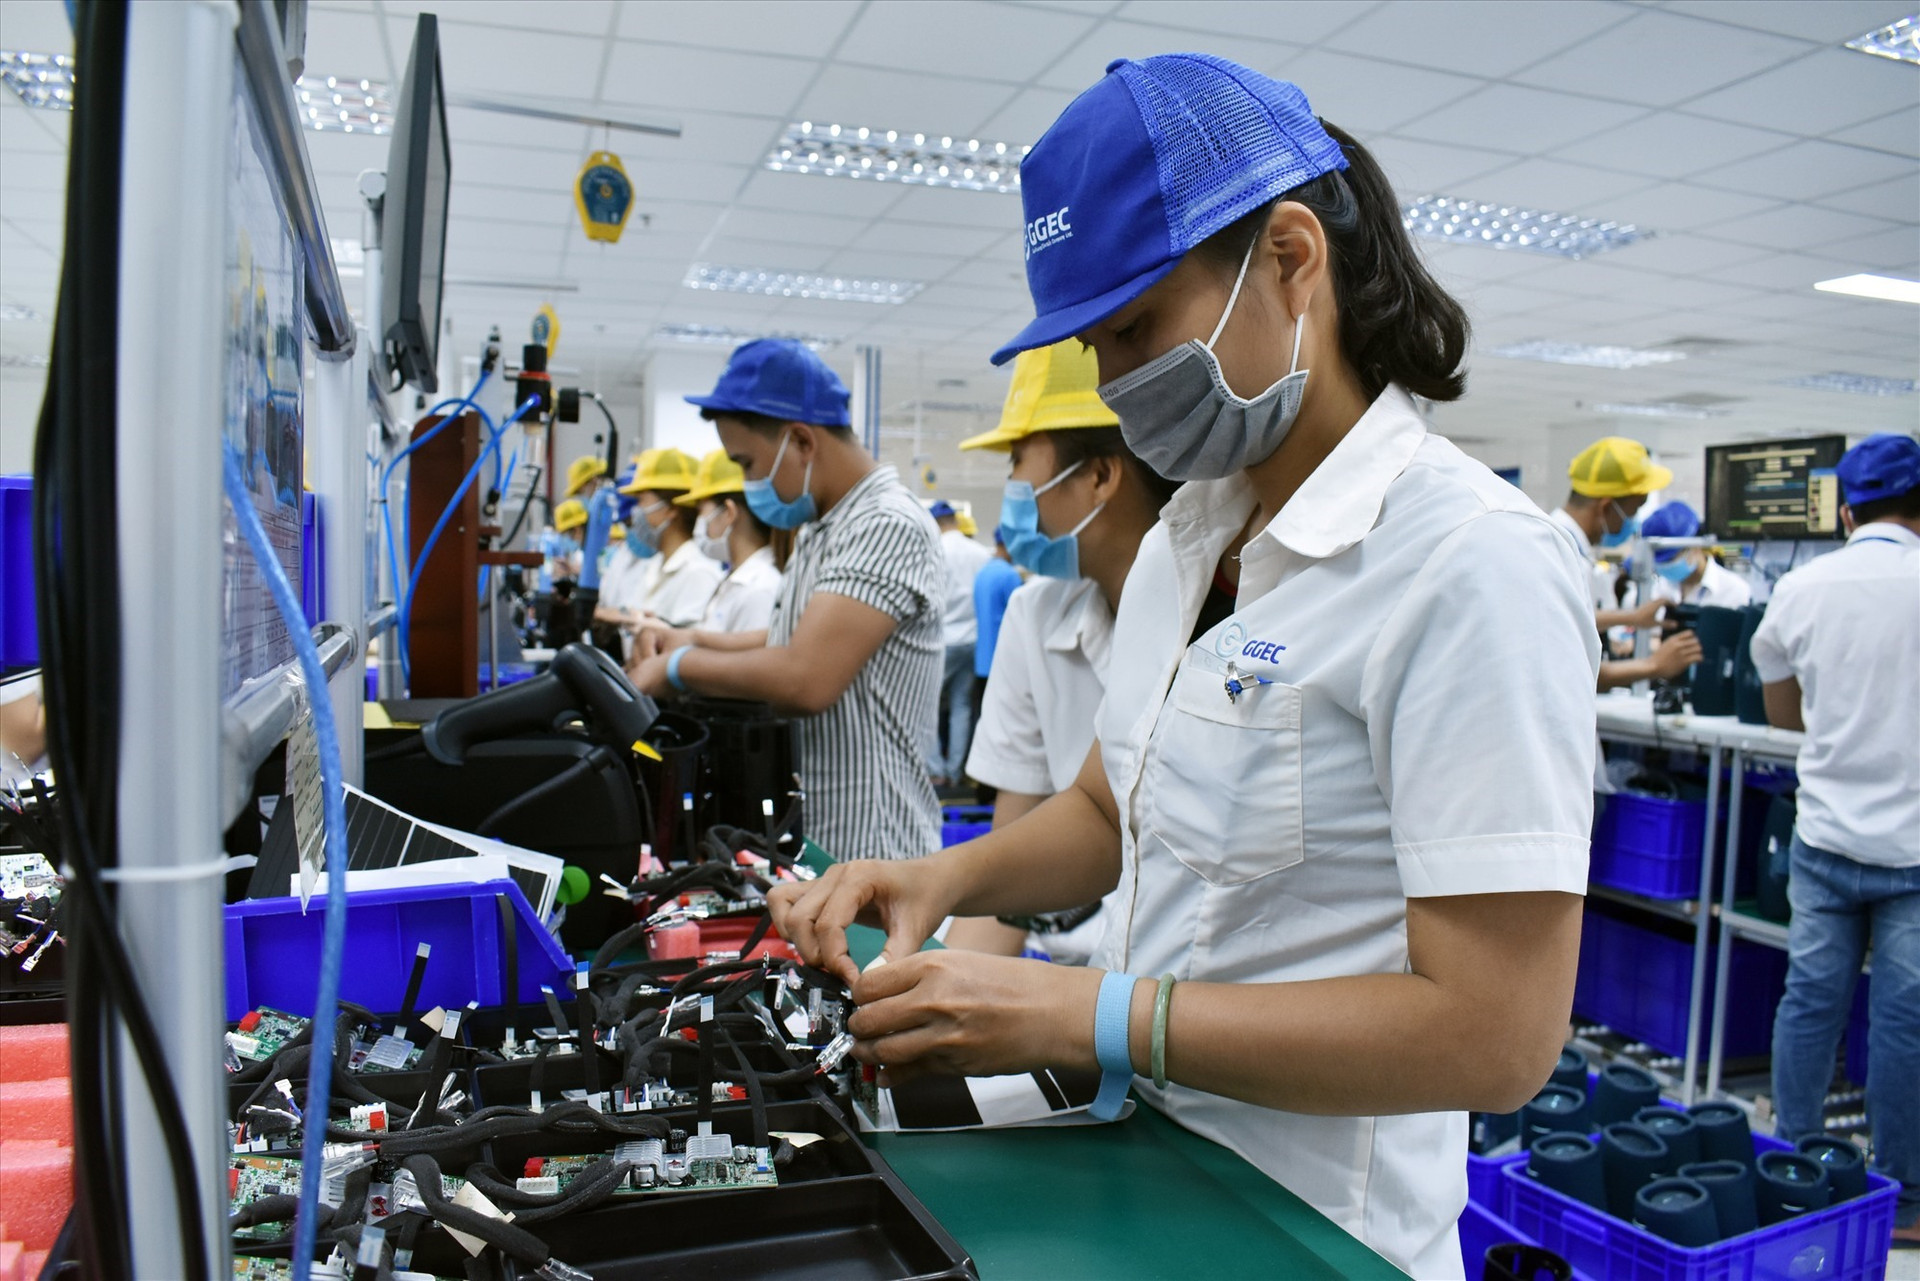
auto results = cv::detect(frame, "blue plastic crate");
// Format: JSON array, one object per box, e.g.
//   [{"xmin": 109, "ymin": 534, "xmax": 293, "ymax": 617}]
[
  {"xmin": 1497, "ymin": 1131, "xmax": 1895, "ymax": 1281},
  {"xmin": 1574, "ymin": 906, "xmax": 1786, "ymax": 1059},
  {"xmin": 1459, "ymin": 1196, "xmax": 1546, "ymax": 1279},
  {"xmin": 941, "ymin": 804, "xmax": 993, "ymax": 848},
  {"xmin": 223, "ymin": 879, "xmax": 573, "ymax": 1022},
  {"xmin": 1592, "ymin": 791, "xmax": 1709, "ymax": 899},
  {"xmin": 0, "ymin": 475, "xmax": 36, "ymax": 670}
]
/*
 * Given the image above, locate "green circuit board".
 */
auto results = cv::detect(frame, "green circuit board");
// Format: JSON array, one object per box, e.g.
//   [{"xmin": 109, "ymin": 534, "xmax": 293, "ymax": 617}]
[
  {"xmin": 226, "ymin": 1007, "xmax": 310, "ymax": 1065},
  {"xmin": 519, "ymin": 1135, "xmax": 775, "ymax": 1198}
]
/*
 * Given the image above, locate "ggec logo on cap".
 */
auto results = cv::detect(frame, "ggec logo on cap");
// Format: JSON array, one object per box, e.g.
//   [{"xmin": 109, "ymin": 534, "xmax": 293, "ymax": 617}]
[{"xmin": 1025, "ymin": 205, "xmax": 1072, "ymax": 260}]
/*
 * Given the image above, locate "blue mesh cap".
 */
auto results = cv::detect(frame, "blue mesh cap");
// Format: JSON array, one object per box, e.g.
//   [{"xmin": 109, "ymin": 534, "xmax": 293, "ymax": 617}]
[
  {"xmin": 991, "ymin": 54, "xmax": 1348, "ymax": 367},
  {"xmin": 1837, "ymin": 432, "xmax": 1920, "ymax": 506},
  {"xmin": 1641, "ymin": 502, "xmax": 1701, "ymax": 562},
  {"xmin": 685, "ymin": 338, "xmax": 852, "ymax": 428}
]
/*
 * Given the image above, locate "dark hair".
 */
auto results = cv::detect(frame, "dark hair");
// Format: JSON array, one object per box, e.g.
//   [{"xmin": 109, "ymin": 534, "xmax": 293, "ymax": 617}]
[
  {"xmin": 1047, "ymin": 425, "xmax": 1180, "ymax": 508},
  {"xmin": 698, "ymin": 407, "xmax": 853, "ymax": 440},
  {"xmin": 1194, "ymin": 121, "xmax": 1469, "ymax": 403},
  {"xmin": 1851, "ymin": 484, "xmax": 1920, "ymax": 525}
]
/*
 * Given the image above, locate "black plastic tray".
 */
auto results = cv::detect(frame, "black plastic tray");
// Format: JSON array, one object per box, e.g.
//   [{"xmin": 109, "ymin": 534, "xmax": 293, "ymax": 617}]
[{"xmin": 469, "ymin": 1038, "xmax": 845, "ymax": 1112}]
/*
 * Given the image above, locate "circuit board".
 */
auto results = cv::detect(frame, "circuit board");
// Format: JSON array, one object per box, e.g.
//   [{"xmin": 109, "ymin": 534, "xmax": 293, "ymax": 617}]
[
  {"xmin": 349, "ymin": 1032, "xmax": 425, "ymax": 1073},
  {"xmin": 229, "ymin": 1155, "xmax": 302, "ymax": 1241},
  {"xmin": 0, "ymin": 852, "xmax": 58, "ymax": 900},
  {"xmin": 518, "ymin": 1134, "xmax": 775, "ymax": 1198},
  {"xmin": 227, "ymin": 1007, "xmax": 310, "ymax": 1065}
]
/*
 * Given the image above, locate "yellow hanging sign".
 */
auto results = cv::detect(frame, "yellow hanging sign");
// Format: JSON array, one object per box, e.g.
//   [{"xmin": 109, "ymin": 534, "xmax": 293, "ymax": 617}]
[
  {"xmin": 532, "ymin": 303, "xmax": 561, "ymax": 356},
  {"xmin": 574, "ymin": 150, "xmax": 635, "ymax": 244}
]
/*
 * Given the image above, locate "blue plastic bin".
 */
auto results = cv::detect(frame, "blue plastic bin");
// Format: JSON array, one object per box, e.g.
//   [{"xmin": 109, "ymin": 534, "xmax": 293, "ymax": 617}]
[
  {"xmin": 223, "ymin": 879, "xmax": 573, "ymax": 1022},
  {"xmin": 941, "ymin": 804, "xmax": 992, "ymax": 848},
  {"xmin": 1496, "ymin": 1131, "xmax": 1895, "ymax": 1281},
  {"xmin": 0, "ymin": 475, "xmax": 36, "ymax": 669},
  {"xmin": 1591, "ymin": 791, "xmax": 1708, "ymax": 899},
  {"xmin": 1574, "ymin": 905, "xmax": 1787, "ymax": 1059}
]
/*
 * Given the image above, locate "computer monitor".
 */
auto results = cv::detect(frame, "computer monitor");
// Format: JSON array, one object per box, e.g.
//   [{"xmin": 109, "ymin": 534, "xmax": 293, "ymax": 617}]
[
  {"xmin": 380, "ymin": 13, "xmax": 451, "ymax": 394},
  {"xmin": 1704, "ymin": 435, "xmax": 1847, "ymax": 540}
]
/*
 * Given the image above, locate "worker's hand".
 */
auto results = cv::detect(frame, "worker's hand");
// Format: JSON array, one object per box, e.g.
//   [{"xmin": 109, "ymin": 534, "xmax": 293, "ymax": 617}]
[
  {"xmin": 1650, "ymin": 630, "xmax": 1703, "ymax": 680},
  {"xmin": 845, "ymin": 951, "xmax": 1102, "ymax": 1085},
  {"xmin": 634, "ymin": 623, "xmax": 691, "ymax": 661},
  {"xmin": 628, "ymin": 652, "xmax": 670, "ymax": 697},
  {"xmin": 1626, "ymin": 598, "xmax": 1664, "ymax": 629},
  {"xmin": 767, "ymin": 857, "xmax": 963, "ymax": 988}
]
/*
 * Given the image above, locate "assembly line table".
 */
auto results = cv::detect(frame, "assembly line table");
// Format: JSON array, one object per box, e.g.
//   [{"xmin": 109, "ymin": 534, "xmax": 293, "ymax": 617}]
[
  {"xmin": 1593, "ymin": 692, "xmax": 1805, "ymax": 1105},
  {"xmin": 840, "ymin": 925, "xmax": 1404, "ymax": 1280}
]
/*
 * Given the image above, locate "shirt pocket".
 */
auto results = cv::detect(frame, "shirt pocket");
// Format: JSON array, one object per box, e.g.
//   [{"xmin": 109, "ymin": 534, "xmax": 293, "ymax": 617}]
[{"xmin": 1142, "ymin": 654, "xmax": 1306, "ymax": 886}]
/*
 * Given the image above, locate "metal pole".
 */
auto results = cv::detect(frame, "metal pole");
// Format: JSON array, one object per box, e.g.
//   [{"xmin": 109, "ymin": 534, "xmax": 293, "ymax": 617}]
[
  {"xmin": 487, "ymin": 565, "xmax": 499, "ymax": 692},
  {"xmin": 116, "ymin": 3, "xmax": 234, "ymax": 1272},
  {"xmin": 1705, "ymin": 748, "xmax": 1747, "ymax": 1099},
  {"xmin": 1681, "ymin": 741, "xmax": 1724, "ymax": 1105}
]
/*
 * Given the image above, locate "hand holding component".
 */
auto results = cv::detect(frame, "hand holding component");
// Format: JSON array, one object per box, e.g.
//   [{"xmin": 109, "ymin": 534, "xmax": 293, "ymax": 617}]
[
  {"xmin": 627, "ymin": 652, "xmax": 671, "ymax": 698},
  {"xmin": 766, "ymin": 858, "xmax": 961, "ymax": 988},
  {"xmin": 1650, "ymin": 629, "xmax": 1703, "ymax": 680},
  {"xmin": 634, "ymin": 622, "xmax": 691, "ymax": 662}
]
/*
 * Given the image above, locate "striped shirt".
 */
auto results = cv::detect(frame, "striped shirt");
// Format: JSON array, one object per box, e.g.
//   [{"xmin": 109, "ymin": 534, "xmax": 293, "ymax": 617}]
[{"xmin": 769, "ymin": 465, "xmax": 943, "ymax": 862}]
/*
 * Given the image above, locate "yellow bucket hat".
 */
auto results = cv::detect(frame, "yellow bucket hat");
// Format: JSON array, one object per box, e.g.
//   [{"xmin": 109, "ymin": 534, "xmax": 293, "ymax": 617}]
[
  {"xmin": 675, "ymin": 449, "xmax": 748, "ymax": 507},
  {"xmin": 563, "ymin": 455, "xmax": 607, "ymax": 497},
  {"xmin": 553, "ymin": 498, "xmax": 589, "ymax": 532},
  {"xmin": 960, "ymin": 339, "xmax": 1118, "ymax": 452},
  {"xmin": 955, "ymin": 510, "xmax": 978, "ymax": 537},
  {"xmin": 1569, "ymin": 436, "xmax": 1674, "ymax": 498},
  {"xmin": 620, "ymin": 447, "xmax": 699, "ymax": 495}
]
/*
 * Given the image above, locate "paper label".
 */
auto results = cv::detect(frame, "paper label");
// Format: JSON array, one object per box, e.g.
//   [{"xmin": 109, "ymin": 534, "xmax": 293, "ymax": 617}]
[{"xmin": 286, "ymin": 700, "xmax": 325, "ymax": 910}]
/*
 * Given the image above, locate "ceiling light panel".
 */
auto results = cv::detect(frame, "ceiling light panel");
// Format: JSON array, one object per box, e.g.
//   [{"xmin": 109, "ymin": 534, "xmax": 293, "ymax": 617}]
[
  {"xmin": 1844, "ymin": 14, "xmax": 1920, "ymax": 65},
  {"xmin": 1813, "ymin": 273, "xmax": 1920, "ymax": 305},
  {"xmin": 765, "ymin": 121, "xmax": 1028, "ymax": 195},
  {"xmin": 1490, "ymin": 340, "xmax": 1688, "ymax": 369},
  {"xmin": 0, "ymin": 51, "xmax": 73, "ymax": 109},
  {"xmin": 1782, "ymin": 372, "xmax": 1918, "ymax": 396},
  {"xmin": 655, "ymin": 323, "xmax": 842, "ymax": 351},
  {"xmin": 297, "ymin": 75, "xmax": 392, "ymax": 135},
  {"xmin": 1403, "ymin": 195, "xmax": 1651, "ymax": 259},
  {"xmin": 684, "ymin": 263, "xmax": 924, "ymax": 305},
  {"xmin": 1591, "ymin": 400, "xmax": 1732, "ymax": 419}
]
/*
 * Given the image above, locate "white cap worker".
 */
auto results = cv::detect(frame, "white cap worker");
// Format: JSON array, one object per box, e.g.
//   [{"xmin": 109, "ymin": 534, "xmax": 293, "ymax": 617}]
[
  {"xmin": 601, "ymin": 448, "xmax": 724, "ymax": 638},
  {"xmin": 771, "ymin": 57, "xmax": 1601, "ymax": 1277},
  {"xmin": 1751, "ymin": 432, "xmax": 1920, "ymax": 1245},
  {"xmin": 925, "ymin": 499, "xmax": 992, "ymax": 788},
  {"xmin": 943, "ymin": 340, "xmax": 1175, "ymax": 961},
  {"xmin": 1640, "ymin": 501, "xmax": 1752, "ymax": 609},
  {"xmin": 678, "ymin": 448, "xmax": 784, "ymax": 634},
  {"xmin": 629, "ymin": 339, "xmax": 944, "ymax": 865},
  {"xmin": 1551, "ymin": 436, "xmax": 1703, "ymax": 688}
]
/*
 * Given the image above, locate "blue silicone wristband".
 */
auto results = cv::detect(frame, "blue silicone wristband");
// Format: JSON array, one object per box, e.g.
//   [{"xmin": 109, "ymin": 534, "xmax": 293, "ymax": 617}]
[
  {"xmin": 666, "ymin": 645, "xmax": 693, "ymax": 693},
  {"xmin": 1090, "ymin": 971, "xmax": 1139, "ymax": 1121}
]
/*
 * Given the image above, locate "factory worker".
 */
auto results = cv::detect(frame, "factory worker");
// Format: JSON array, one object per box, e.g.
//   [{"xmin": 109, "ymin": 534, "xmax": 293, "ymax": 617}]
[
  {"xmin": 770, "ymin": 57, "xmax": 1602, "ymax": 1279},
  {"xmin": 561, "ymin": 453, "xmax": 607, "ymax": 501},
  {"xmin": 629, "ymin": 339, "xmax": 944, "ymax": 864},
  {"xmin": 942, "ymin": 340, "xmax": 1175, "ymax": 961},
  {"xmin": 666, "ymin": 449, "xmax": 784, "ymax": 634},
  {"xmin": 1554, "ymin": 438, "xmax": 1702, "ymax": 688},
  {"xmin": 595, "ymin": 462, "xmax": 643, "ymax": 609},
  {"xmin": 543, "ymin": 498, "xmax": 587, "ymax": 584},
  {"xmin": 926, "ymin": 499, "xmax": 993, "ymax": 787},
  {"xmin": 1751, "ymin": 433, "xmax": 1920, "ymax": 1244},
  {"xmin": 1641, "ymin": 502, "xmax": 1752, "ymax": 609},
  {"xmin": 601, "ymin": 448, "xmax": 723, "ymax": 635}
]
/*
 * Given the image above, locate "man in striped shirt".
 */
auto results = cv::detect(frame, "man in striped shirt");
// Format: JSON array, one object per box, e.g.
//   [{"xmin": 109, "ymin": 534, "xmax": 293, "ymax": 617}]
[{"xmin": 629, "ymin": 340, "xmax": 944, "ymax": 863}]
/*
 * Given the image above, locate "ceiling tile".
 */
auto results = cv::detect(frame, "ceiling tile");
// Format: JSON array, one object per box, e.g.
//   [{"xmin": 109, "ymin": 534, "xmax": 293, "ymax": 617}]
[
  {"xmin": 972, "ymin": 88, "xmax": 1078, "ymax": 143},
  {"xmin": 361, "ymin": 0, "xmax": 618, "ymax": 36},
  {"xmin": 1271, "ymin": 49, "xmax": 1483, "ymax": 135},
  {"xmin": 1513, "ymin": 9, "xmax": 1807, "ymax": 107},
  {"xmin": 0, "ymin": 150, "xmax": 66, "ymax": 195},
  {"xmin": 1600, "ymin": 182, "xmax": 1782, "ymax": 232},
  {"xmin": 1816, "ymin": 224, "xmax": 1920, "ymax": 274},
  {"xmin": 1395, "ymin": 85, "xmax": 1646, "ymax": 155},
  {"xmin": 1117, "ymin": 0, "xmax": 1373, "ymax": 44},
  {"xmin": 1708, "ymin": 203, "xmax": 1894, "ymax": 252},
  {"xmin": 883, "ymin": 184, "xmax": 1028, "ymax": 231},
  {"xmin": 835, "ymin": 1, "xmax": 1094, "ymax": 82},
  {"xmin": 432, "ymin": 24, "xmax": 606, "ymax": 93},
  {"xmin": 617, "ymin": 0, "xmax": 861, "ymax": 55},
  {"xmin": 735, "ymin": 169, "xmax": 908, "ymax": 218},
  {"xmin": 1455, "ymin": 158, "xmax": 1659, "ymax": 214},
  {"xmin": 848, "ymin": 220, "xmax": 1008, "ymax": 258},
  {"xmin": 694, "ymin": 236, "xmax": 840, "ymax": 273},
  {"xmin": 600, "ymin": 43, "xmax": 817, "ymax": 117},
  {"xmin": 626, "ymin": 160, "xmax": 752, "ymax": 206},
  {"xmin": 720, "ymin": 207, "xmax": 863, "ymax": 248},
  {"xmin": 799, "ymin": 65, "xmax": 1017, "ymax": 140},
  {"xmin": 299, "ymin": 8, "xmax": 393, "ymax": 82},
  {"xmin": 1323, "ymin": 0, "xmax": 1631, "ymax": 79},
  {"xmin": 1826, "ymin": 108, "xmax": 1920, "ymax": 160},
  {"xmin": 1592, "ymin": 232, "xmax": 1768, "ymax": 276},
  {"xmin": 1556, "ymin": 113, "xmax": 1794, "ymax": 181},
  {"xmin": 1657, "ymin": 0, "xmax": 1910, "ymax": 44},
  {"xmin": 816, "ymin": 248, "xmax": 963, "ymax": 283},
  {"xmin": 1682, "ymin": 48, "xmax": 1915, "ymax": 137},
  {"xmin": 1034, "ymin": 21, "xmax": 1301, "ymax": 92},
  {"xmin": 1362, "ymin": 134, "xmax": 1516, "ymax": 196},
  {"xmin": 1697, "ymin": 138, "xmax": 1915, "ymax": 201}
]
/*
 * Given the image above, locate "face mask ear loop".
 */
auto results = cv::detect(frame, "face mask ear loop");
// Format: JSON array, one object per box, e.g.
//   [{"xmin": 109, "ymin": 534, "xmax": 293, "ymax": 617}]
[
  {"xmin": 762, "ymin": 429, "xmax": 792, "ymax": 486},
  {"xmin": 1287, "ymin": 303, "xmax": 1306, "ymax": 378},
  {"xmin": 1033, "ymin": 458, "xmax": 1085, "ymax": 498},
  {"xmin": 1205, "ymin": 235, "xmax": 1259, "ymax": 351},
  {"xmin": 1065, "ymin": 499, "xmax": 1107, "ymax": 540}
]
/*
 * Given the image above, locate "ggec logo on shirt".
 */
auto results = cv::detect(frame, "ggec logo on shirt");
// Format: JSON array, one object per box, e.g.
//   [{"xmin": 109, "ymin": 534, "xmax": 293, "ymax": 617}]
[
  {"xmin": 1215, "ymin": 620, "xmax": 1288, "ymax": 665},
  {"xmin": 1025, "ymin": 205, "xmax": 1072, "ymax": 259}
]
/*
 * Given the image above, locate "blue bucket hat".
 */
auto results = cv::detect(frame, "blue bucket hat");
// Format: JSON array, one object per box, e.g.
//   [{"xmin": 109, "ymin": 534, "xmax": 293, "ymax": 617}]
[
  {"xmin": 1836, "ymin": 433, "xmax": 1920, "ymax": 506},
  {"xmin": 685, "ymin": 338, "xmax": 852, "ymax": 429},
  {"xmin": 1641, "ymin": 502, "xmax": 1701, "ymax": 562},
  {"xmin": 991, "ymin": 54, "xmax": 1348, "ymax": 367},
  {"xmin": 927, "ymin": 500, "xmax": 956, "ymax": 519}
]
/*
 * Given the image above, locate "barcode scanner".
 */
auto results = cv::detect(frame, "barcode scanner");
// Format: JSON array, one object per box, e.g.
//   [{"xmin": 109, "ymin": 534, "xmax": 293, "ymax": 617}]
[{"xmin": 422, "ymin": 643, "xmax": 659, "ymax": 765}]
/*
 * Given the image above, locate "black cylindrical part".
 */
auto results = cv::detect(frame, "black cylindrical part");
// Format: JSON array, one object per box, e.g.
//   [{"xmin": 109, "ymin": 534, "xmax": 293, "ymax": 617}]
[
  {"xmin": 1755, "ymin": 1151, "xmax": 1831, "ymax": 1224},
  {"xmin": 1796, "ymin": 1136, "xmax": 1868, "ymax": 1203},
  {"xmin": 1633, "ymin": 1177, "xmax": 1719, "ymax": 1247},
  {"xmin": 1687, "ymin": 1100, "xmax": 1753, "ymax": 1167},
  {"xmin": 1593, "ymin": 1063, "xmax": 1662, "ymax": 1129},
  {"xmin": 1527, "ymin": 1132, "xmax": 1607, "ymax": 1211},
  {"xmin": 1602, "ymin": 1122, "xmax": 1671, "ymax": 1219},
  {"xmin": 1520, "ymin": 1084, "xmax": 1591, "ymax": 1150},
  {"xmin": 1681, "ymin": 1160, "xmax": 1757, "ymax": 1238},
  {"xmin": 1635, "ymin": 1106, "xmax": 1702, "ymax": 1171}
]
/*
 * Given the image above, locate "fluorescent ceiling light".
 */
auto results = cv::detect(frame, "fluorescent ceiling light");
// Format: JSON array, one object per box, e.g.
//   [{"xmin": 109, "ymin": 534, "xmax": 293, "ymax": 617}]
[
  {"xmin": 765, "ymin": 121, "xmax": 1027, "ymax": 195},
  {"xmin": 1845, "ymin": 14, "xmax": 1920, "ymax": 64},
  {"xmin": 1782, "ymin": 371, "xmax": 1918, "ymax": 396},
  {"xmin": 1591, "ymin": 401, "xmax": 1731, "ymax": 419},
  {"xmin": 0, "ymin": 303, "xmax": 44, "ymax": 322},
  {"xmin": 1403, "ymin": 195, "xmax": 1650, "ymax": 259},
  {"xmin": 1491, "ymin": 340, "xmax": 1687, "ymax": 369},
  {"xmin": 1813, "ymin": 273, "xmax": 1920, "ymax": 305},
  {"xmin": 296, "ymin": 74, "xmax": 392, "ymax": 135},
  {"xmin": 684, "ymin": 263, "xmax": 924, "ymax": 305},
  {"xmin": 655, "ymin": 323, "xmax": 842, "ymax": 351},
  {"xmin": 0, "ymin": 51, "xmax": 72, "ymax": 110}
]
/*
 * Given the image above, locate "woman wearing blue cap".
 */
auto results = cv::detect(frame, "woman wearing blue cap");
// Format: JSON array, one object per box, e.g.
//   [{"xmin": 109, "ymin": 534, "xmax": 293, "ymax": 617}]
[
  {"xmin": 1640, "ymin": 501, "xmax": 1753, "ymax": 609},
  {"xmin": 771, "ymin": 55, "xmax": 1600, "ymax": 1276}
]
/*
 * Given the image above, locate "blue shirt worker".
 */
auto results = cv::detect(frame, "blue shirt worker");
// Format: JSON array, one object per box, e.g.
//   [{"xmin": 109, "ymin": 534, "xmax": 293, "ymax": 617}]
[{"xmin": 972, "ymin": 534, "xmax": 1021, "ymax": 681}]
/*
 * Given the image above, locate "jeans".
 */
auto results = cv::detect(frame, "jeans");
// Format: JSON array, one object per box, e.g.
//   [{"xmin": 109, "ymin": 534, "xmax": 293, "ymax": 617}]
[
  {"xmin": 1770, "ymin": 834, "xmax": 1920, "ymax": 1224},
  {"xmin": 928, "ymin": 643, "xmax": 975, "ymax": 779}
]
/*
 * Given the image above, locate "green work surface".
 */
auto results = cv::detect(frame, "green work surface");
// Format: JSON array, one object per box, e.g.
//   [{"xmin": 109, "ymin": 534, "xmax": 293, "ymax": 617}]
[{"xmin": 842, "ymin": 924, "xmax": 1404, "ymax": 1280}]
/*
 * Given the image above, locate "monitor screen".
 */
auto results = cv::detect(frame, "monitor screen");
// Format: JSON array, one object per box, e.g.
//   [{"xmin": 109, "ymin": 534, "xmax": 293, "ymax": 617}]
[
  {"xmin": 381, "ymin": 14, "xmax": 451, "ymax": 394},
  {"xmin": 1704, "ymin": 436, "xmax": 1847, "ymax": 540}
]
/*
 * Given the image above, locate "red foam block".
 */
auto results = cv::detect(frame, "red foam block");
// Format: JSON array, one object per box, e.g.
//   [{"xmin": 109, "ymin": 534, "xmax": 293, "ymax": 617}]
[
  {"xmin": 0, "ymin": 1140, "xmax": 73, "ymax": 1251},
  {"xmin": 0, "ymin": 1026, "xmax": 68, "ymax": 1085},
  {"xmin": 0, "ymin": 1239, "xmax": 23, "ymax": 1281},
  {"xmin": 0, "ymin": 1079, "xmax": 71, "ymax": 1146}
]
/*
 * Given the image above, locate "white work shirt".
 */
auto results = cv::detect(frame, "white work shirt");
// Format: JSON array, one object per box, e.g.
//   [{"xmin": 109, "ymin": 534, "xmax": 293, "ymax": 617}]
[
  {"xmin": 965, "ymin": 578, "xmax": 1111, "ymax": 796},
  {"xmin": 699, "ymin": 545, "xmax": 782, "ymax": 635},
  {"xmin": 1549, "ymin": 506, "xmax": 1615, "ymax": 612},
  {"xmin": 939, "ymin": 528, "xmax": 993, "ymax": 647},
  {"xmin": 1652, "ymin": 557, "xmax": 1752, "ymax": 609},
  {"xmin": 1095, "ymin": 386, "xmax": 1600, "ymax": 1280},
  {"xmin": 628, "ymin": 539, "xmax": 725, "ymax": 629},
  {"xmin": 1749, "ymin": 522, "xmax": 1920, "ymax": 868},
  {"xmin": 598, "ymin": 542, "xmax": 640, "ymax": 609}
]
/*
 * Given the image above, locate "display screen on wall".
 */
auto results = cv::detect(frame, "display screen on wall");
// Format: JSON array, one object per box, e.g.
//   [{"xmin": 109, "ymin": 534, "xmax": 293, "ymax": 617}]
[{"xmin": 1703, "ymin": 435, "xmax": 1846, "ymax": 539}]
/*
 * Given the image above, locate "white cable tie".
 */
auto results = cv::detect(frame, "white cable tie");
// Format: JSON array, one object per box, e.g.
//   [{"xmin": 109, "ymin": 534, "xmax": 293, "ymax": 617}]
[{"xmin": 96, "ymin": 853, "xmax": 256, "ymax": 883}]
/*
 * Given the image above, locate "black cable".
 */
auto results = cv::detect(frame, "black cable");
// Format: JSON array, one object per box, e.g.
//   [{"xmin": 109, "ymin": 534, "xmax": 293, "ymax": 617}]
[
  {"xmin": 500, "ymin": 461, "xmax": 545, "ymax": 549},
  {"xmin": 473, "ymin": 747, "xmax": 609, "ymax": 836},
  {"xmin": 399, "ymin": 1155, "xmax": 551, "ymax": 1266},
  {"xmin": 363, "ymin": 733, "xmax": 425, "ymax": 762}
]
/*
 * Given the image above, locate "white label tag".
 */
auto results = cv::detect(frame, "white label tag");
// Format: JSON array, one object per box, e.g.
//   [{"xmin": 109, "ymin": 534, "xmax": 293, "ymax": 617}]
[
  {"xmin": 286, "ymin": 702, "xmax": 325, "ymax": 910},
  {"xmin": 445, "ymin": 1181, "xmax": 515, "ymax": 1256}
]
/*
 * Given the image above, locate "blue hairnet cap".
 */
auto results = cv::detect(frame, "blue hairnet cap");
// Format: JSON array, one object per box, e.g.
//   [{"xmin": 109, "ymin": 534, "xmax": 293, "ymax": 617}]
[
  {"xmin": 991, "ymin": 54, "xmax": 1348, "ymax": 366},
  {"xmin": 1837, "ymin": 433, "xmax": 1920, "ymax": 506},
  {"xmin": 685, "ymin": 338, "xmax": 852, "ymax": 429},
  {"xmin": 1642, "ymin": 502, "xmax": 1701, "ymax": 562},
  {"xmin": 927, "ymin": 500, "xmax": 956, "ymax": 519}
]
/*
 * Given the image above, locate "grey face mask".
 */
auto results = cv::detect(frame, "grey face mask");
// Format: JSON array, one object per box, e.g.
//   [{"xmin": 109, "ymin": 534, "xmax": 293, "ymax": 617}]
[{"xmin": 1096, "ymin": 238, "xmax": 1309, "ymax": 482}]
